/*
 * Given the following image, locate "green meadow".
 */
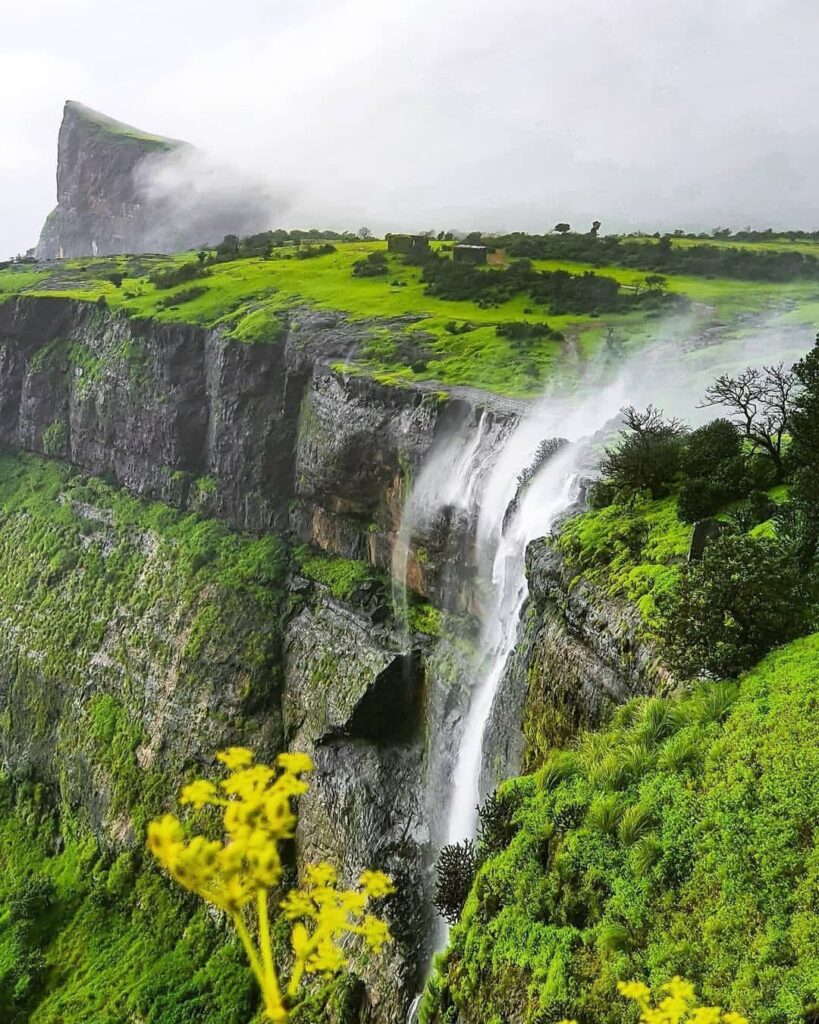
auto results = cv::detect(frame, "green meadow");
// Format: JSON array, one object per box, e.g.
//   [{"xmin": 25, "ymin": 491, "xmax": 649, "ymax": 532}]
[{"xmin": 3, "ymin": 236, "xmax": 819, "ymax": 397}]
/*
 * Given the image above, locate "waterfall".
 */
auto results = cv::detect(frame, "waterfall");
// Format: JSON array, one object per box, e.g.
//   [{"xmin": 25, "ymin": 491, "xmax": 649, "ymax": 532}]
[
  {"xmin": 397, "ymin": 316, "xmax": 814, "ymax": 1017},
  {"xmin": 443, "ymin": 381, "xmax": 633, "ymax": 843}
]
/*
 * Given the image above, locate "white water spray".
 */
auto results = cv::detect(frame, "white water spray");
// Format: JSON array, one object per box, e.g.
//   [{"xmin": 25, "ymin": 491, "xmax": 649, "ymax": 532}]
[{"xmin": 398, "ymin": 317, "xmax": 812, "ymax": 1020}]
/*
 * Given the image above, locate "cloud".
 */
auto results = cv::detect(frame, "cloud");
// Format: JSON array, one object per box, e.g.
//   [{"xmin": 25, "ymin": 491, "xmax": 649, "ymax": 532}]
[{"xmin": 3, "ymin": 0, "xmax": 819, "ymax": 256}]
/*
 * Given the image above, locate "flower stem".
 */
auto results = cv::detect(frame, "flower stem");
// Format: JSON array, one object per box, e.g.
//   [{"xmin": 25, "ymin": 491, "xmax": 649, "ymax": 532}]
[{"xmin": 257, "ymin": 888, "xmax": 286, "ymax": 1017}]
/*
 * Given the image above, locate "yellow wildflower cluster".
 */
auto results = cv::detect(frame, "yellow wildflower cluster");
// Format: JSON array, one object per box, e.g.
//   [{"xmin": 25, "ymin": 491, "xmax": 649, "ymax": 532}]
[
  {"xmin": 147, "ymin": 748, "xmax": 394, "ymax": 1023},
  {"xmin": 617, "ymin": 977, "xmax": 749, "ymax": 1024}
]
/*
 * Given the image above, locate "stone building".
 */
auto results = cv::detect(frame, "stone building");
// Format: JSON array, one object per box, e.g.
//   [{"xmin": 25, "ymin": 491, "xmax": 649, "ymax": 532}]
[
  {"xmin": 453, "ymin": 244, "xmax": 488, "ymax": 265},
  {"xmin": 386, "ymin": 233, "xmax": 431, "ymax": 256}
]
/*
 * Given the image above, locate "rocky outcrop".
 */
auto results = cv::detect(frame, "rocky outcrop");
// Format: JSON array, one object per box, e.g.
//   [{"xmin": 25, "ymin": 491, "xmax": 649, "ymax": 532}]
[
  {"xmin": 284, "ymin": 593, "xmax": 432, "ymax": 1022},
  {"xmin": 35, "ymin": 101, "xmax": 271, "ymax": 258},
  {"xmin": 0, "ymin": 297, "xmax": 520, "ymax": 583},
  {"xmin": 491, "ymin": 536, "xmax": 672, "ymax": 772}
]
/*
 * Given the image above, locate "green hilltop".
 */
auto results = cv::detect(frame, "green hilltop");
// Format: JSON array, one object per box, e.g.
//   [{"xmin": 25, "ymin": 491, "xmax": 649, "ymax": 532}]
[
  {"xmin": 64, "ymin": 99, "xmax": 186, "ymax": 151},
  {"xmin": 4, "ymin": 230, "xmax": 819, "ymax": 396}
]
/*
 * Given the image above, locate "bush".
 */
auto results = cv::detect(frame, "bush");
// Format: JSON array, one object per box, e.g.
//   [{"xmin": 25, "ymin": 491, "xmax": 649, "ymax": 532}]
[
  {"xmin": 676, "ymin": 477, "xmax": 726, "ymax": 522},
  {"xmin": 680, "ymin": 419, "xmax": 741, "ymax": 479},
  {"xmin": 434, "ymin": 840, "xmax": 478, "ymax": 925},
  {"xmin": 657, "ymin": 533, "xmax": 807, "ymax": 678},
  {"xmin": 296, "ymin": 243, "xmax": 336, "ymax": 260},
  {"xmin": 157, "ymin": 286, "xmax": 208, "ymax": 308},
  {"xmin": 352, "ymin": 251, "xmax": 388, "ymax": 277},
  {"xmin": 41, "ymin": 421, "xmax": 69, "ymax": 458},
  {"xmin": 148, "ymin": 262, "xmax": 208, "ymax": 290}
]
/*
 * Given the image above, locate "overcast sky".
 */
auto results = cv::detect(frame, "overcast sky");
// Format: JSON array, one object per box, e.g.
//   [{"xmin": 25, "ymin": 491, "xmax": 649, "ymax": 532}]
[{"xmin": 3, "ymin": 0, "xmax": 819, "ymax": 257}]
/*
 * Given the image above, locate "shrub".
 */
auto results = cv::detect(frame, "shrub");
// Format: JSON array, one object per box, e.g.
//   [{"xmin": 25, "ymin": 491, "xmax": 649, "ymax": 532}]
[
  {"xmin": 680, "ymin": 419, "xmax": 741, "ymax": 478},
  {"xmin": 148, "ymin": 262, "xmax": 208, "ymax": 290},
  {"xmin": 477, "ymin": 792, "xmax": 519, "ymax": 858},
  {"xmin": 351, "ymin": 251, "xmax": 388, "ymax": 277},
  {"xmin": 41, "ymin": 421, "xmax": 69, "ymax": 458},
  {"xmin": 433, "ymin": 841, "xmax": 477, "ymax": 925},
  {"xmin": 657, "ymin": 534, "xmax": 807, "ymax": 678},
  {"xmin": 157, "ymin": 286, "xmax": 208, "ymax": 308},
  {"xmin": 677, "ymin": 477, "xmax": 726, "ymax": 522},
  {"xmin": 296, "ymin": 243, "xmax": 336, "ymax": 260}
]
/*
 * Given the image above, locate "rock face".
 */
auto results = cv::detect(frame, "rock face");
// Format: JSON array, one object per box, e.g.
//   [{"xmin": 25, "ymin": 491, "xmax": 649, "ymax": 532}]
[
  {"xmin": 492, "ymin": 536, "xmax": 673, "ymax": 773},
  {"xmin": 35, "ymin": 101, "xmax": 271, "ymax": 258},
  {"xmin": 0, "ymin": 295, "xmax": 505, "ymax": 1020},
  {"xmin": 0, "ymin": 293, "xmax": 672, "ymax": 1022}
]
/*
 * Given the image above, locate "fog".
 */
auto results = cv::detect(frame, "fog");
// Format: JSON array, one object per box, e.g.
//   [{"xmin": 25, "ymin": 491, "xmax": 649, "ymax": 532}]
[{"xmin": 3, "ymin": 0, "xmax": 819, "ymax": 257}]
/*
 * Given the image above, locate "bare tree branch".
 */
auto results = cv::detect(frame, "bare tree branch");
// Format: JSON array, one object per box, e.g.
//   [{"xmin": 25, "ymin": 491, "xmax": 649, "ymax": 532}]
[{"xmin": 699, "ymin": 364, "xmax": 797, "ymax": 478}]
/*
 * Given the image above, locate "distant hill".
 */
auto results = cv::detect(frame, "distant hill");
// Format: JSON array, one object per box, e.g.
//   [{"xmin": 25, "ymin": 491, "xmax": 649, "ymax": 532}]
[{"xmin": 35, "ymin": 101, "xmax": 273, "ymax": 258}]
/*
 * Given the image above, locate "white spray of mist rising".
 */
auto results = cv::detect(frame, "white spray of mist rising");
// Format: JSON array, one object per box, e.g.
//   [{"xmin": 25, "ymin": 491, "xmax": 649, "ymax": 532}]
[
  {"xmin": 394, "ymin": 314, "xmax": 813, "ymax": 859},
  {"xmin": 132, "ymin": 146, "xmax": 291, "ymax": 251}
]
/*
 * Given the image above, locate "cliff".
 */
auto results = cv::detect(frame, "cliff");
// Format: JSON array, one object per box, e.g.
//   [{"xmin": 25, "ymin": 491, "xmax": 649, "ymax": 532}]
[
  {"xmin": 0, "ymin": 295, "xmax": 511, "ymax": 1021},
  {"xmin": 0, "ymin": 292, "xmax": 676, "ymax": 1022},
  {"xmin": 35, "ymin": 101, "xmax": 270, "ymax": 258}
]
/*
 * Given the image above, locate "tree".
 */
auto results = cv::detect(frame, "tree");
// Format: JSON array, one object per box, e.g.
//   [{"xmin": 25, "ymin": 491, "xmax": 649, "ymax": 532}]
[
  {"xmin": 434, "ymin": 841, "xmax": 477, "ymax": 925},
  {"xmin": 196, "ymin": 249, "xmax": 209, "ymax": 266},
  {"xmin": 789, "ymin": 336, "xmax": 819, "ymax": 469},
  {"xmin": 700, "ymin": 364, "xmax": 797, "ymax": 480},
  {"xmin": 590, "ymin": 220, "xmax": 602, "ymax": 237},
  {"xmin": 644, "ymin": 274, "xmax": 667, "ymax": 292},
  {"xmin": 554, "ymin": 223, "xmax": 571, "ymax": 235},
  {"xmin": 600, "ymin": 405, "xmax": 687, "ymax": 499},
  {"xmin": 657, "ymin": 533, "xmax": 806, "ymax": 679},
  {"xmin": 358, "ymin": 226, "xmax": 372, "ymax": 240}
]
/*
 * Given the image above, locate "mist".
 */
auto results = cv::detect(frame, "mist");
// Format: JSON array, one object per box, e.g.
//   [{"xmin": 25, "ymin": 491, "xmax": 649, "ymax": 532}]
[
  {"xmin": 4, "ymin": 0, "xmax": 819, "ymax": 256},
  {"xmin": 133, "ymin": 147, "xmax": 291, "ymax": 252}
]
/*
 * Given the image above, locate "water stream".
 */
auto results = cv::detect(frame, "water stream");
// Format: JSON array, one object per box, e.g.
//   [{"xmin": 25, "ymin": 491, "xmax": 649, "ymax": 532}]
[{"xmin": 400, "ymin": 317, "xmax": 812, "ymax": 1021}]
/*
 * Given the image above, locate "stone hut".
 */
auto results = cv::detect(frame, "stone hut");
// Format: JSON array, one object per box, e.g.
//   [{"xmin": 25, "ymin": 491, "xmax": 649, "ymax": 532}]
[
  {"xmin": 453, "ymin": 244, "xmax": 488, "ymax": 265},
  {"xmin": 386, "ymin": 233, "xmax": 431, "ymax": 256}
]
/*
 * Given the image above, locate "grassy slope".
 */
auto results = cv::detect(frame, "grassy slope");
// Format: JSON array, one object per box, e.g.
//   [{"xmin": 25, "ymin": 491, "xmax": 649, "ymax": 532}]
[
  {"xmin": 4, "ymin": 236, "xmax": 819, "ymax": 396},
  {"xmin": 0, "ymin": 453, "xmax": 290, "ymax": 1023},
  {"xmin": 427, "ymin": 633, "xmax": 819, "ymax": 1024}
]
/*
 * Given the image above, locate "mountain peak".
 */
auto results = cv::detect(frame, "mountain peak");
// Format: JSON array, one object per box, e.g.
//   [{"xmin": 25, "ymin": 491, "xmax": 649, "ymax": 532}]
[{"xmin": 62, "ymin": 100, "xmax": 187, "ymax": 152}]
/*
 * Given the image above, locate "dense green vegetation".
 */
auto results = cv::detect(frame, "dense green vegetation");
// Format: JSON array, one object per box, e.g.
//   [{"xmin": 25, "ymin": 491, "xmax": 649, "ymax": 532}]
[
  {"xmin": 561, "ymin": 342, "xmax": 819, "ymax": 679},
  {"xmin": 425, "ymin": 635, "xmax": 819, "ymax": 1024},
  {"xmin": 0, "ymin": 780, "xmax": 258, "ymax": 1023},
  {"xmin": 4, "ymin": 230, "xmax": 819, "ymax": 396},
  {"xmin": 488, "ymin": 230, "xmax": 819, "ymax": 282},
  {"xmin": 0, "ymin": 454, "xmax": 407, "ymax": 1024}
]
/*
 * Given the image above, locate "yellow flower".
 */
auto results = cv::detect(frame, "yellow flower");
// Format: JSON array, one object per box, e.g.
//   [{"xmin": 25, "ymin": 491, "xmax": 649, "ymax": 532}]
[
  {"xmin": 179, "ymin": 778, "xmax": 218, "ymax": 809},
  {"xmin": 277, "ymin": 752, "xmax": 314, "ymax": 774},
  {"xmin": 305, "ymin": 863, "xmax": 338, "ymax": 888},
  {"xmin": 147, "ymin": 748, "xmax": 394, "ymax": 1023},
  {"xmin": 147, "ymin": 814, "xmax": 183, "ymax": 865},
  {"xmin": 618, "ymin": 977, "xmax": 747, "ymax": 1024},
  {"xmin": 359, "ymin": 870, "xmax": 395, "ymax": 899},
  {"xmin": 216, "ymin": 746, "xmax": 255, "ymax": 771}
]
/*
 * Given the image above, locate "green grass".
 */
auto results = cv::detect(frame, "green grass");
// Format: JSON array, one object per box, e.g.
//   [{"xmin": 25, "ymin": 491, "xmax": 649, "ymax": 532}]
[
  {"xmin": 426, "ymin": 633, "xmax": 819, "ymax": 1024},
  {"xmin": 68, "ymin": 101, "xmax": 182, "ymax": 150},
  {"xmin": 557, "ymin": 495, "xmax": 691, "ymax": 627},
  {"xmin": 5, "ymin": 237, "xmax": 819, "ymax": 396}
]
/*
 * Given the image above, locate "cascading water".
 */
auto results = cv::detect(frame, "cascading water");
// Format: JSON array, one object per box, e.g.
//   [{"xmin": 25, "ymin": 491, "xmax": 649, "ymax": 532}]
[
  {"xmin": 444, "ymin": 379, "xmax": 635, "ymax": 844},
  {"xmin": 410, "ymin": 317, "xmax": 813, "ymax": 849},
  {"xmin": 400, "ymin": 316, "xmax": 813, "ymax": 1022}
]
